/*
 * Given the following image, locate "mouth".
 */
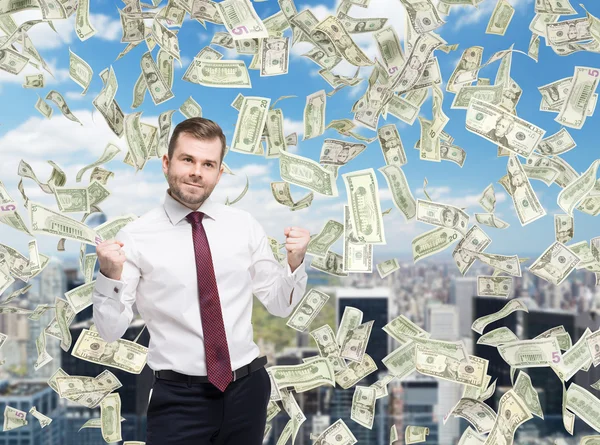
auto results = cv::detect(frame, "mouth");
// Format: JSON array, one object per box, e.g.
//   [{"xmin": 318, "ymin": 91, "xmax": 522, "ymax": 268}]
[{"xmin": 185, "ymin": 183, "xmax": 203, "ymax": 188}]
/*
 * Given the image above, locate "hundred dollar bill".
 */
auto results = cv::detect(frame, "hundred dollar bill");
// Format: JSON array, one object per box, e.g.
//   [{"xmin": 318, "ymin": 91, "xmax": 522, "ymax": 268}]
[
  {"xmin": 405, "ymin": 426, "xmax": 429, "ymax": 444},
  {"xmin": 71, "ymin": 329, "xmax": 147, "ymax": 373},
  {"xmin": 415, "ymin": 347, "xmax": 488, "ymax": 388},
  {"xmin": 529, "ymin": 241, "xmax": 580, "ymax": 285},
  {"xmin": 335, "ymin": 353, "xmax": 378, "ymax": 389},
  {"xmin": 444, "ymin": 397, "xmax": 497, "ymax": 434},
  {"xmin": 558, "ymin": 159, "xmax": 600, "ymax": 216},
  {"xmin": 343, "ymin": 168, "xmax": 386, "ymax": 244},
  {"xmin": 303, "ymin": 89, "xmax": 326, "ymax": 140},
  {"xmin": 477, "ymin": 326, "xmax": 519, "ymax": 346},
  {"xmin": 350, "ymin": 385, "xmax": 376, "ymax": 429},
  {"xmin": 311, "ymin": 251, "xmax": 348, "ymax": 276},
  {"xmin": 453, "ymin": 225, "xmax": 492, "ymax": 275},
  {"xmin": 498, "ymin": 337, "xmax": 562, "ymax": 368},
  {"xmin": 216, "ymin": 0, "xmax": 268, "ymax": 40},
  {"xmin": 466, "ymin": 98, "xmax": 545, "ymax": 158},
  {"xmin": 472, "ymin": 299, "xmax": 528, "ymax": 335},
  {"xmin": 556, "ymin": 66, "xmax": 600, "ymax": 129},
  {"xmin": 483, "ymin": 390, "xmax": 532, "ymax": 445},
  {"xmin": 376, "ymin": 258, "xmax": 400, "ymax": 278},
  {"xmin": 307, "ymin": 220, "xmax": 343, "ymax": 257},
  {"xmin": 477, "ymin": 276, "xmax": 512, "ymax": 297},
  {"xmin": 513, "ymin": 371, "xmax": 544, "ymax": 418},
  {"xmin": 552, "ymin": 327, "xmax": 592, "ymax": 381},
  {"xmin": 486, "ymin": 0, "xmax": 514, "ymax": 36},
  {"xmin": 340, "ymin": 320, "xmax": 374, "ymax": 363},
  {"xmin": 416, "ymin": 199, "xmax": 470, "ymax": 236},
  {"xmin": 412, "ymin": 226, "xmax": 461, "ymax": 263},
  {"xmin": 474, "ymin": 213, "xmax": 510, "ymax": 229},
  {"xmin": 565, "ymin": 383, "xmax": 600, "ymax": 432},
  {"xmin": 285, "ymin": 288, "xmax": 329, "ymax": 332}
]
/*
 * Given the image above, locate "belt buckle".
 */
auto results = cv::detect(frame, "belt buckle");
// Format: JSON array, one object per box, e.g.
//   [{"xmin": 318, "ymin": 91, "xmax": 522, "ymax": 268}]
[{"xmin": 232, "ymin": 368, "xmax": 237, "ymax": 382}]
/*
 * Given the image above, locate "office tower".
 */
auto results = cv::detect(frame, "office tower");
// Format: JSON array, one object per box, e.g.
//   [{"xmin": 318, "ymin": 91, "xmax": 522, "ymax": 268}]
[
  {"xmin": 427, "ymin": 304, "xmax": 461, "ymax": 445},
  {"xmin": 59, "ymin": 318, "xmax": 152, "ymax": 444},
  {"xmin": 399, "ymin": 374, "xmax": 439, "ymax": 445},
  {"xmin": 330, "ymin": 286, "xmax": 392, "ymax": 444},
  {"xmin": 472, "ymin": 296, "xmax": 521, "ymax": 412},
  {"xmin": 449, "ymin": 277, "xmax": 477, "ymax": 343}
]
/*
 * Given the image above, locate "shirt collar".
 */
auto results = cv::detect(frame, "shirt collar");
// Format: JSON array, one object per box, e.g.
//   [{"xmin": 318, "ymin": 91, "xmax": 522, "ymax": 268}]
[{"xmin": 163, "ymin": 188, "xmax": 220, "ymax": 226}]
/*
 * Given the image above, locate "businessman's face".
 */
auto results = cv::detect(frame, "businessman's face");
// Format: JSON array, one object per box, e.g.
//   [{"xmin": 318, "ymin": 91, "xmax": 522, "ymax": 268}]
[{"xmin": 163, "ymin": 132, "xmax": 224, "ymax": 210}]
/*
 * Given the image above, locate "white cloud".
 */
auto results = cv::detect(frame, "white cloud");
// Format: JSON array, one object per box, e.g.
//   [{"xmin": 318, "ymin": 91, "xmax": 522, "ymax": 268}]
[
  {"xmin": 293, "ymin": 0, "xmax": 407, "ymax": 78},
  {"xmin": 0, "ymin": 57, "xmax": 70, "ymax": 87},
  {"xmin": 65, "ymin": 90, "xmax": 97, "ymax": 101},
  {"xmin": 452, "ymin": 0, "xmax": 533, "ymax": 30},
  {"xmin": 7, "ymin": 10, "xmax": 122, "ymax": 50}
]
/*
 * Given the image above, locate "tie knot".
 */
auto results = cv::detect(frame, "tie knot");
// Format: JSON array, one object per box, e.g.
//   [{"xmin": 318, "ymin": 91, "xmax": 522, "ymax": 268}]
[{"xmin": 186, "ymin": 211, "xmax": 204, "ymax": 225}]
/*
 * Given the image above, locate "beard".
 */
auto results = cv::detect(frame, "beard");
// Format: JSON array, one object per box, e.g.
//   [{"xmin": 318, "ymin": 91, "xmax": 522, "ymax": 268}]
[{"xmin": 167, "ymin": 173, "xmax": 210, "ymax": 207}]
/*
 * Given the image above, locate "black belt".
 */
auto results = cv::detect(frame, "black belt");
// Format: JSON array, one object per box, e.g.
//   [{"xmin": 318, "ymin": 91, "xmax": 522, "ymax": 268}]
[{"xmin": 153, "ymin": 355, "xmax": 267, "ymax": 384}]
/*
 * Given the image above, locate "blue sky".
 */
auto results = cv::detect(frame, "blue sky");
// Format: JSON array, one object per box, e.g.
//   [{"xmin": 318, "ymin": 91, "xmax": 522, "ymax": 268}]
[{"xmin": 0, "ymin": 0, "xmax": 599, "ymax": 265}]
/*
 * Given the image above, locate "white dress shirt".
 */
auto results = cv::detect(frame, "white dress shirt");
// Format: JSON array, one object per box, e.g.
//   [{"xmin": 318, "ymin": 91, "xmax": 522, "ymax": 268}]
[{"xmin": 92, "ymin": 189, "xmax": 308, "ymax": 376}]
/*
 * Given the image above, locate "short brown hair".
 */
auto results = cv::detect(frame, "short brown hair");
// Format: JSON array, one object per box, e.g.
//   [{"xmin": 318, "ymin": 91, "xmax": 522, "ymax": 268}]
[{"xmin": 167, "ymin": 117, "xmax": 226, "ymax": 166}]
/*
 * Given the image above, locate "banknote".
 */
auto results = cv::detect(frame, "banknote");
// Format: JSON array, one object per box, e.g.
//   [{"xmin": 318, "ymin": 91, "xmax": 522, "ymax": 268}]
[
  {"xmin": 303, "ymin": 89, "xmax": 326, "ymax": 140},
  {"xmin": 472, "ymin": 299, "xmax": 528, "ymax": 334},
  {"xmin": 547, "ymin": 18, "xmax": 592, "ymax": 46},
  {"xmin": 535, "ymin": 0, "xmax": 576, "ymax": 15},
  {"xmin": 552, "ymin": 327, "xmax": 592, "ymax": 381},
  {"xmin": 565, "ymin": 383, "xmax": 600, "ymax": 433},
  {"xmin": 444, "ymin": 397, "xmax": 497, "ymax": 434},
  {"xmin": 343, "ymin": 168, "xmax": 386, "ymax": 244},
  {"xmin": 399, "ymin": 0, "xmax": 444, "ymax": 33},
  {"xmin": 415, "ymin": 347, "xmax": 488, "ymax": 388},
  {"xmin": 477, "ymin": 327, "xmax": 519, "ymax": 346},
  {"xmin": 466, "ymin": 98, "xmax": 546, "ymax": 158},
  {"xmin": 340, "ymin": 320, "xmax": 374, "ymax": 363},
  {"xmin": 485, "ymin": 0, "xmax": 514, "ymax": 36},
  {"xmin": 286, "ymin": 288, "xmax": 329, "ymax": 332},
  {"xmin": 376, "ymin": 258, "xmax": 400, "ymax": 278},
  {"xmin": 447, "ymin": 46, "xmax": 484, "ymax": 93},
  {"xmin": 350, "ymin": 385, "xmax": 376, "ymax": 429},
  {"xmin": 342, "ymin": 205, "xmax": 373, "ymax": 273},
  {"xmin": 474, "ymin": 213, "xmax": 509, "ymax": 229},
  {"xmin": 216, "ymin": 0, "xmax": 268, "ymax": 40},
  {"xmin": 557, "ymin": 159, "xmax": 600, "ymax": 216},
  {"xmin": 453, "ymin": 225, "xmax": 492, "ymax": 276},
  {"xmin": 405, "ymin": 426, "xmax": 429, "ymax": 444},
  {"xmin": 477, "ymin": 276, "xmax": 512, "ymax": 297},
  {"xmin": 416, "ymin": 199, "xmax": 470, "ymax": 236},
  {"xmin": 483, "ymin": 390, "xmax": 532, "ymax": 445},
  {"xmin": 335, "ymin": 353, "xmax": 378, "ymax": 389},
  {"xmin": 498, "ymin": 337, "xmax": 562, "ymax": 368},
  {"xmin": 378, "ymin": 124, "xmax": 407, "ymax": 166},
  {"xmin": 555, "ymin": 66, "xmax": 600, "ymax": 129},
  {"xmin": 451, "ymin": 84, "xmax": 504, "ymax": 109},
  {"xmin": 529, "ymin": 241, "xmax": 580, "ymax": 285},
  {"xmin": 505, "ymin": 154, "xmax": 547, "ymax": 226},
  {"xmin": 513, "ymin": 371, "xmax": 544, "ymax": 418}
]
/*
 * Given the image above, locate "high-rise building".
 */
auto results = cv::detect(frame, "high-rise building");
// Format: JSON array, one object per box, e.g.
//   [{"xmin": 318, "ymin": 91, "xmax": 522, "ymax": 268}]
[
  {"xmin": 449, "ymin": 277, "xmax": 477, "ymax": 341},
  {"xmin": 426, "ymin": 304, "xmax": 461, "ymax": 445}
]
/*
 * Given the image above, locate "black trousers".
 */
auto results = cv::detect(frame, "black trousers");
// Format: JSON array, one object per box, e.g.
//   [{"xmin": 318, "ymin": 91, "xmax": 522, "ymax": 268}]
[{"xmin": 146, "ymin": 366, "xmax": 271, "ymax": 445}]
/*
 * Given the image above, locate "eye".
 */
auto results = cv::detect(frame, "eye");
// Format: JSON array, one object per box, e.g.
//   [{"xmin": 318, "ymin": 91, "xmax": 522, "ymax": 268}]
[
  {"xmin": 204, "ymin": 163, "xmax": 212, "ymax": 167},
  {"xmin": 184, "ymin": 158, "xmax": 192, "ymax": 162}
]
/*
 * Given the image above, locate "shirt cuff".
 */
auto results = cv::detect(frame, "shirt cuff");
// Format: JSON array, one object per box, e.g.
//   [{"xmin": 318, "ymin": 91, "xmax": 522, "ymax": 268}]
[
  {"xmin": 286, "ymin": 257, "xmax": 307, "ymax": 279},
  {"xmin": 94, "ymin": 270, "xmax": 127, "ymax": 301}
]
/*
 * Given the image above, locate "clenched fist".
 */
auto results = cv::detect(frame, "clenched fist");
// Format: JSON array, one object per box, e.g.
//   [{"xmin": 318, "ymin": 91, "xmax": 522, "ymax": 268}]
[
  {"xmin": 96, "ymin": 239, "xmax": 126, "ymax": 280},
  {"xmin": 284, "ymin": 226, "xmax": 309, "ymax": 270}
]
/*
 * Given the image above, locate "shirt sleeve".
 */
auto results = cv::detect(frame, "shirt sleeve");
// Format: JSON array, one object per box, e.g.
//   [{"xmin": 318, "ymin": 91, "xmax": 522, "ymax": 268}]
[
  {"xmin": 92, "ymin": 229, "xmax": 141, "ymax": 343},
  {"xmin": 248, "ymin": 214, "xmax": 308, "ymax": 318}
]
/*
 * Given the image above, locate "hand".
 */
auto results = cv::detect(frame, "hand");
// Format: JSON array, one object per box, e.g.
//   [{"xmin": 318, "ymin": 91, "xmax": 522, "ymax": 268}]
[
  {"xmin": 283, "ymin": 226, "xmax": 309, "ymax": 269},
  {"xmin": 96, "ymin": 239, "xmax": 126, "ymax": 280}
]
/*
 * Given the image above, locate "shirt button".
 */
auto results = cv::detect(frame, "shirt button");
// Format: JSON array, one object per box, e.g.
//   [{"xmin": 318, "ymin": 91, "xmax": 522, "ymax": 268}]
[{"xmin": 114, "ymin": 286, "xmax": 119, "ymax": 293}]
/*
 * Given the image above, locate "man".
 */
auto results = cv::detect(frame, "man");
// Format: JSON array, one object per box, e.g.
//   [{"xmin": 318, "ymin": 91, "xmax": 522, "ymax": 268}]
[
  {"xmin": 93, "ymin": 117, "xmax": 310, "ymax": 445},
  {"xmin": 485, "ymin": 114, "xmax": 514, "ymax": 148}
]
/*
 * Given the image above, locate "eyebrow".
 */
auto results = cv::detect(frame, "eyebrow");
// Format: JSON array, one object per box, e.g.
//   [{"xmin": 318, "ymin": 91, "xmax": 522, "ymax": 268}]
[{"xmin": 179, "ymin": 153, "xmax": 218, "ymax": 164}]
